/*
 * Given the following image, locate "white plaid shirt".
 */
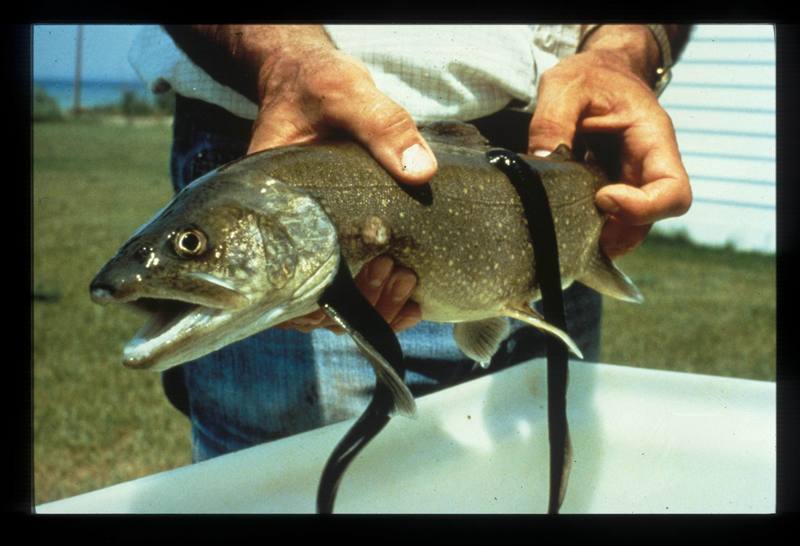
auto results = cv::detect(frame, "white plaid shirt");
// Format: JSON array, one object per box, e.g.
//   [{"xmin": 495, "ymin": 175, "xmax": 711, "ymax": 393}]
[{"xmin": 128, "ymin": 24, "xmax": 581, "ymax": 122}]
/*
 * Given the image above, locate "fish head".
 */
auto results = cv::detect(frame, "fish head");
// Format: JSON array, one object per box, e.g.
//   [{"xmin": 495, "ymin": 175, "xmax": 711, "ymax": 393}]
[{"xmin": 90, "ymin": 167, "xmax": 339, "ymax": 371}]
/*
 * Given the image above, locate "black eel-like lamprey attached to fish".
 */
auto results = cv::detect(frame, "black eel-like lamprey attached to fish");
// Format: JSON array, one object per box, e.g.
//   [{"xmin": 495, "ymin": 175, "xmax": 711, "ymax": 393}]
[{"xmin": 90, "ymin": 121, "xmax": 643, "ymax": 511}]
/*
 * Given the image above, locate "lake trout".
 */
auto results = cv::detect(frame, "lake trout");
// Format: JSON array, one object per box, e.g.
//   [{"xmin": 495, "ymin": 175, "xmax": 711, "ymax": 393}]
[{"xmin": 89, "ymin": 122, "xmax": 642, "ymax": 416}]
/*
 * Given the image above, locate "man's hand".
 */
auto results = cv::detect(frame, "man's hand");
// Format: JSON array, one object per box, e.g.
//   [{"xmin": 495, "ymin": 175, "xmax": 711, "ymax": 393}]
[
  {"xmin": 277, "ymin": 256, "xmax": 422, "ymax": 335},
  {"xmin": 251, "ymin": 31, "xmax": 430, "ymax": 333},
  {"xmin": 167, "ymin": 25, "xmax": 432, "ymax": 333},
  {"xmin": 528, "ymin": 25, "xmax": 692, "ymax": 259}
]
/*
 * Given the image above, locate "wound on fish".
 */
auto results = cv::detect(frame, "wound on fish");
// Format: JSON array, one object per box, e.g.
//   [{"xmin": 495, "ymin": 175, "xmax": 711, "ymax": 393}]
[{"xmin": 361, "ymin": 215, "xmax": 391, "ymax": 246}]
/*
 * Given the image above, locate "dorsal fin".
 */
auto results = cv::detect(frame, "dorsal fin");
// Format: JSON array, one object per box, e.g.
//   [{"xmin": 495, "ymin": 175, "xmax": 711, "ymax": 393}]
[
  {"xmin": 522, "ymin": 143, "xmax": 574, "ymax": 163},
  {"xmin": 548, "ymin": 144, "xmax": 574, "ymax": 161},
  {"xmin": 419, "ymin": 121, "xmax": 491, "ymax": 149}
]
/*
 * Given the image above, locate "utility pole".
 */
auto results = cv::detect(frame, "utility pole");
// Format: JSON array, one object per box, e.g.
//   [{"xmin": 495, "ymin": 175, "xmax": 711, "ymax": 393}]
[{"xmin": 72, "ymin": 25, "xmax": 83, "ymax": 116}]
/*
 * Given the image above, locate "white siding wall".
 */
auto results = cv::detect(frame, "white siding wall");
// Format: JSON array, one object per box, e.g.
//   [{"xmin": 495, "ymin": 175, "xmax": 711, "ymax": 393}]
[{"xmin": 655, "ymin": 24, "xmax": 775, "ymax": 253}]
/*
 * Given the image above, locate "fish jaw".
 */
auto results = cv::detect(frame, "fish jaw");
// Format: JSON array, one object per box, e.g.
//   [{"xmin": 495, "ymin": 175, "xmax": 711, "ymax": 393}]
[
  {"xmin": 120, "ymin": 300, "xmax": 300, "ymax": 371},
  {"xmin": 90, "ymin": 265, "xmax": 257, "ymax": 370},
  {"xmin": 89, "ymin": 276, "xmax": 252, "ymax": 371},
  {"xmin": 108, "ymin": 249, "xmax": 339, "ymax": 372},
  {"xmin": 89, "ymin": 163, "xmax": 342, "ymax": 372},
  {"xmin": 122, "ymin": 300, "xmax": 238, "ymax": 371}
]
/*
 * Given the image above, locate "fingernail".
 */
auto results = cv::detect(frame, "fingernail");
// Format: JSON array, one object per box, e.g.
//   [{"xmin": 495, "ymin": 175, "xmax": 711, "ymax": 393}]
[
  {"xmin": 369, "ymin": 257, "xmax": 393, "ymax": 288},
  {"xmin": 401, "ymin": 143, "xmax": 435, "ymax": 175},
  {"xmin": 532, "ymin": 149, "xmax": 551, "ymax": 158},
  {"xmin": 293, "ymin": 314, "xmax": 325, "ymax": 327},
  {"xmin": 290, "ymin": 320, "xmax": 314, "ymax": 329},
  {"xmin": 390, "ymin": 274, "xmax": 416, "ymax": 303},
  {"xmin": 392, "ymin": 315, "xmax": 418, "ymax": 332}
]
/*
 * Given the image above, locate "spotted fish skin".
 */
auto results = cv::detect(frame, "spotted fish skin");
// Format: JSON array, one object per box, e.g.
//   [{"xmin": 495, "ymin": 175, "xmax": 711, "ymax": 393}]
[
  {"xmin": 226, "ymin": 123, "xmax": 620, "ymax": 325},
  {"xmin": 90, "ymin": 122, "xmax": 641, "ymax": 386}
]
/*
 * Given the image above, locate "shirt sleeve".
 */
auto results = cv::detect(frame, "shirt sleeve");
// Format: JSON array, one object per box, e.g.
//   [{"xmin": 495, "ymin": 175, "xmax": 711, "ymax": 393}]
[
  {"xmin": 531, "ymin": 25, "xmax": 582, "ymax": 60},
  {"xmin": 127, "ymin": 24, "xmax": 583, "ymax": 122},
  {"xmin": 127, "ymin": 25, "xmax": 259, "ymax": 120}
]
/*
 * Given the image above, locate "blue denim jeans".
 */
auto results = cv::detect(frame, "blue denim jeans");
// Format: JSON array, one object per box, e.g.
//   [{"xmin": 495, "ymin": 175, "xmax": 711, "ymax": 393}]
[{"xmin": 166, "ymin": 97, "xmax": 602, "ymax": 462}]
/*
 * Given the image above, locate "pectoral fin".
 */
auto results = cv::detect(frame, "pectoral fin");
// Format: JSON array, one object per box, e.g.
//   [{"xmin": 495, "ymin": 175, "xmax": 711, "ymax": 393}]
[
  {"xmin": 453, "ymin": 317, "xmax": 511, "ymax": 368},
  {"xmin": 322, "ymin": 303, "xmax": 416, "ymax": 417},
  {"xmin": 504, "ymin": 303, "xmax": 584, "ymax": 360},
  {"xmin": 579, "ymin": 251, "xmax": 644, "ymax": 303},
  {"xmin": 547, "ymin": 143, "xmax": 574, "ymax": 161}
]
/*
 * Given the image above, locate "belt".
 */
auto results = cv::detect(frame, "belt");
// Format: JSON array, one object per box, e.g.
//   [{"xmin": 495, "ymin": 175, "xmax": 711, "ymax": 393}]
[
  {"xmin": 175, "ymin": 94, "xmax": 533, "ymax": 154},
  {"xmin": 175, "ymin": 95, "xmax": 254, "ymax": 137}
]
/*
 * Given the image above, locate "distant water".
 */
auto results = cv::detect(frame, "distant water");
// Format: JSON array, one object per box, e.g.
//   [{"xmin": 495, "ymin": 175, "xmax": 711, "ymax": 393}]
[{"xmin": 34, "ymin": 78, "xmax": 154, "ymax": 111}]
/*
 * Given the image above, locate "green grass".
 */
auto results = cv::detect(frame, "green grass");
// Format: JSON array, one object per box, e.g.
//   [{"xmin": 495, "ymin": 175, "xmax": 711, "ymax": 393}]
[
  {"xmin": 33, "ymin": 120, "xmax": 191, "ymax": 505},
  {"xmin": 32, "ymin": 120, "xmax": 776, "ymax": 506},
  {"xmin": 600, "ymin": 234, "xmax": 776, "ymax": 380}
]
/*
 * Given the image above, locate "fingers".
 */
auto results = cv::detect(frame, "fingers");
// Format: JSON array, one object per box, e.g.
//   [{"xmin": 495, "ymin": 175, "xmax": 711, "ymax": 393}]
[
  {"xmin": 593, "ymin": 135, "xmax": 691, "ymax": 258},
  {"xmin": 328, "ymin": 259, "xmax": 421, "ymax": 334},
  {"xmin": 248, "ymin": 105, "xmax": 318, "ymax": 154},
  {"xmin": 594, "ymin": 117, "xmax": 692, "ymax": 225},
  {"xmin": 373, "ymin": 268, "xmax": 418, "ymax": 327},
  {"xmin": 354, "ymin": 256, "xmax": 422, "ymax": 333},
  {"xmin": 329, "ymin": 257, "xmax": 420, "ymax": 333},
  {"xmin": 278, "ymin": 256, "xmax": 422, "ymax": 334},
  {"xmin": 593, "ymin": 143, "xmax": 690, "ymax": 258},
  {"xmin": 248, "ymin": 51, "xmax": 437, "ymax": 185},
  {"xmin": 599, "ymin": 217, "xmax": 652, "ymax": 259},
  {"xmin": 529, "ymin": 51, "xmax": 692, "ymax": 261},
  {"xmin": 251, "ymin": 51, "xmax": 430, "ymax": 335},
  {"xmin": 323, "ymin": 82, "xmax": 438, "ymax": 185},
  {"xmin": 595, "ymin": 176, "xmax": 692, "ymax": 226},
  {"xmin": 274, "ymin": 307, "xmax": 328, "ymax": 333},
  {"xmin": 352, "ymin": 255, "xmax": 394, "ymax": 306},
  {"xmin": 528, "ymin": 70, "xmax": 589, "ymax": 155}
]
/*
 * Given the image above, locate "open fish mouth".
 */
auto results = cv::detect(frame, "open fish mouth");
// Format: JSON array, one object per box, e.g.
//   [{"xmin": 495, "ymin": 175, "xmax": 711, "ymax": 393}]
[{"xmin": 122, "ymin": 297, "xmax": 227, "ymax": 370}]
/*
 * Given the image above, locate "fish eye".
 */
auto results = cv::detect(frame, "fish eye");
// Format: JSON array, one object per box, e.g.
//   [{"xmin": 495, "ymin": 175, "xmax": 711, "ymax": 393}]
[{"xmin": 173, "ymin": 228, "xmax": 208, "ymax": 258}]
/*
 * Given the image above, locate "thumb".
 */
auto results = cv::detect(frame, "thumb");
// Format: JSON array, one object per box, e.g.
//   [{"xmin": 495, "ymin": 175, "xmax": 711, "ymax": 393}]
[
  {"xmin": 329, "ymin": 87, "xmax": 438, "ymax": 185},
  {"xmin": 247, "ymin": 103, "xmax": 318, "ymax": 155},
  {"xmin": 527, "ymin": 79, "xmax": 586, "ymax": 156}
]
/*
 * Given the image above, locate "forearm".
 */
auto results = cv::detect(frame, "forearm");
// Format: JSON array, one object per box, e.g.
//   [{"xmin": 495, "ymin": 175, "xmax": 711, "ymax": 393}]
[
  {"xmin": 578, "ymin": 24, "xmax": 691, "ymax": 87},
  {"xmin": 163, "ymin": 25, "xmax": 334, "ymax": 102}
]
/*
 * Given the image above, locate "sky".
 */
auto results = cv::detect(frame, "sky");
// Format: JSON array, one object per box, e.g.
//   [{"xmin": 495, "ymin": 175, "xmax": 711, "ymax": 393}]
[{"xmin": 33, "ymin": 24, "xmax": 143, "ymax": 81}]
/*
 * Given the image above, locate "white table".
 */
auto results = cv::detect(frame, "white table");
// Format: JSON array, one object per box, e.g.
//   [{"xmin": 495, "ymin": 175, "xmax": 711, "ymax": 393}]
[{"xmin": 36, "ymin": 360, "xmax": 775, "ymax": 513}]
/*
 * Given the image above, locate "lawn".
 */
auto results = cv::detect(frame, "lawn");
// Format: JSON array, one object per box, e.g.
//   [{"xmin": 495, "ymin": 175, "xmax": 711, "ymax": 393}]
[
  {"xmin": 31, "ymin": 119, "xmax": 776, "ymax": 505},
  {"xmin": 33, "ymin": 119, "xmax": 191, "ymax": 505},
  {"xmin": 600, "ymin": 234, "xmax": 776, "ymax": 380}
]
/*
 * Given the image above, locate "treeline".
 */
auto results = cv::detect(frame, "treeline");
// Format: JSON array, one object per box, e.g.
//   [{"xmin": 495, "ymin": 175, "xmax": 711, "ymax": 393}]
[{"xmin": 33, "ymin": 86, "xmax": 175, "ymax": 122}]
